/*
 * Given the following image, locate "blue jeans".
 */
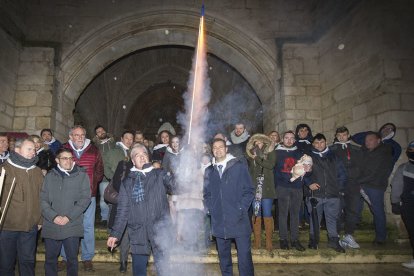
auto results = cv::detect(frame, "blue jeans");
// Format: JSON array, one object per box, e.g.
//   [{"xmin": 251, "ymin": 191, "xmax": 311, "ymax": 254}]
[
  {"xmin": 0, "ymin": 225, "xmax": 38, "ymax": 276},
  {"xmin": 216, "ymin": 235, "xmax": 254, "ymax": 276},
  {"xmin": 251, "ymin": 198, "xmax": 273, "ymax": 218},
  {"xmin": 62, "ymin": 197, "xmax": 95, "ymax": 261},
  {"xmin": 99, "ymin": 181, "xmax": 110, "ymax": 221},
  {"xmin": 306, "ymin": 197, "xmax": 340, "ymax": 238},
  {"xmin": 45, "ymin": 237, "xmax": 79, "ymax": 276},
  {"xmin": 364, "ymin": 187, "xmax": 387, "ymax": 242}
]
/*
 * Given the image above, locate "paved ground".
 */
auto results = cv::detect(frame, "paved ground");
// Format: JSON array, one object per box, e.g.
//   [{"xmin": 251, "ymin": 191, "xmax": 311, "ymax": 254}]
[{"xmin": 34, "ymin": 262, "xmax": 414, "ymax": 276}]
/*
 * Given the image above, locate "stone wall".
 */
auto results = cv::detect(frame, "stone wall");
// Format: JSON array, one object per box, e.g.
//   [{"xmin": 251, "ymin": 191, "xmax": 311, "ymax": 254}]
[
  {"xmin": 13, "ymin": 47, "xmax": 55, "ymax": 135},
  {"xmin": 0, "ymin": 29, "xmax": 19, "ymax": 131}
]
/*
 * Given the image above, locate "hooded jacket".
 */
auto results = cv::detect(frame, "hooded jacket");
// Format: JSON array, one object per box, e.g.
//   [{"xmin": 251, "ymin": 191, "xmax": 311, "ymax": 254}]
[
  {"xmin": 295, "ymin": 124, "xmax": 313, "ymax": 155},
  {"xmin": 246, "ymin": 134, "xmax": 277, "ymax": 198},
  {"xmin": 40, "ymin": 165, "xmax": 91, "ymax": 240},
  {"xmin": 110, "ymin": 165, "xmax": 175, "ymax": 255},
  {"xmin": 203, "ymin": 156, "xmax": 255, "ymax": 239},
  {"xmin": 63, "ymin": 140, "xmax": 104, "ymax": 197},
  {"xmin": 92, "ymin": 134, "xmax": 116, "ymax": 153},
  {"xmin": 275, "ymin": 144, "xmax": 310, "ymax": 189},
  {"xmin": 391, "ymin": 161, "xmax": 414, "ymax": 203},
  {"xmin": 359, "ymin": 143, "xmax": 394, "ymax": 191},
  {"xmin": 0, "ymin": 158, "xmax": 44, "ymax": 231},
  {"xmin": 308, "ymin": 147, "xmax": 347, "ymax": 198}
]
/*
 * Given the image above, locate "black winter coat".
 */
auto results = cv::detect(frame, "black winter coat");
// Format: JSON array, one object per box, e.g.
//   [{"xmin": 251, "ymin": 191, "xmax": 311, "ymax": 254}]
[
  {"xmin": 308, "ymin": 149, "xmax": 347, "ymax": 198},
  {"xmin": 110, "ymin": 165, "xmax": 175, "ymax": 255},
  {"xmin": 203, "ymin": 157, "xmax": 255, "ymax": 239}
]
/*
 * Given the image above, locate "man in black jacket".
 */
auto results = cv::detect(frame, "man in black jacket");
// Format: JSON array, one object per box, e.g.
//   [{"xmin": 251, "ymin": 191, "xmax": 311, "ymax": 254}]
[
  {"xmin": 307, "ymin": 133, "xmax": 347, "ymax": 253},
  {"xmin": 330, "ymin": 126, "xmax": 363, "ymax": 249},
  {"xmin": 359, "ymin": 131, "xmax": 393, "ymax": 245},
  {"xmin": 204, "ymin": 138, "xmax": 255, "ymax": 276}
]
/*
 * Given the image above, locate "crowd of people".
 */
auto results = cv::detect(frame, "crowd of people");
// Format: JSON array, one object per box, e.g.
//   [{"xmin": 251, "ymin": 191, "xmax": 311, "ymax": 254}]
[{"xmin": 0, "ymin": 121, "xmax": 413, "ymax": 276}]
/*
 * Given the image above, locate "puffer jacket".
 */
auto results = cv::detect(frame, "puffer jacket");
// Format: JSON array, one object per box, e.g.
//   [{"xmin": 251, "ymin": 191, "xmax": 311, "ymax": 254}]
[
  {"xmin": 40, "ymin": 165, "xmax": 91, "ymax": 240},
  {"xmin": 246, "ymin": 134, "xmax": 276, "ymax": 199},
  {"xmin": 110, "ymin": 165, "xmax": 175, "ymax": 255},
  {"xmin": 203, "ymin": 157, "xmax": 255, "ymax": 239},
  {"xmin": 0, "ymin": 161, "xmax": 44, "ymax": 231},
  {"xmin": 63, "ymin": 142, "xmax": 104, "ymax": 197}
]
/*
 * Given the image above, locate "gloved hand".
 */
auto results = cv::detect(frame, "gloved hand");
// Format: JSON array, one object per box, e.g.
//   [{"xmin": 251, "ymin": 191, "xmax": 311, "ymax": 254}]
[{"xmin": 391, "ymin": 202, "xmax": 402, "ymax": 215}]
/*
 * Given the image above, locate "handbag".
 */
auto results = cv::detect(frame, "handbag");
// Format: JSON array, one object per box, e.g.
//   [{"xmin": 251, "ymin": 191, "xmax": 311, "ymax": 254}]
[{"xmin": 104, "ymin": 180, "xmax": 118, "ymax": 204}]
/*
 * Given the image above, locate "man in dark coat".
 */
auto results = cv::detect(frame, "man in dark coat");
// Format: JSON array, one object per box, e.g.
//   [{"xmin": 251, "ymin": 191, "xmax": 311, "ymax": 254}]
[
  {"xmin": 40, "ymin": 148, "xmax": 91, "ymax": 275},
  {"xmin": 295, "ymin": 123, "xmax": 313, "ymax": 155},
  {"xmin": 307, "ymin": 133, "xmax": 347, "ymax": 253},
  {"xmin": 330, "ymin": 126, "xmax": 363, "ymax": 249},
  {"xmin": 204, "ymin": 138, "xmax": 255, "ymax": 276},
  {"xmin": 107, "ymin": 144, "xmax": 175, "ymax": 276},
  {"xmin": 359, "ymin": 131, "xmax": 393, "ymax": 245}
]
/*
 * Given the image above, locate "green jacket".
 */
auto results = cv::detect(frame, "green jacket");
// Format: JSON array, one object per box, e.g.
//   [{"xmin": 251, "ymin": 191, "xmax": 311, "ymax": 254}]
[{"xmin": 103, "ymin": 144, "xmax": 129, "ymax": 180}]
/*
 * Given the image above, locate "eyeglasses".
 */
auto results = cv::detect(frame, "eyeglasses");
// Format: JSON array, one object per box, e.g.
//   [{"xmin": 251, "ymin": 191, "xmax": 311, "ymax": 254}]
[{"xmin": 59, "ymin": 157, "xmax": 74, "ymax": 161}]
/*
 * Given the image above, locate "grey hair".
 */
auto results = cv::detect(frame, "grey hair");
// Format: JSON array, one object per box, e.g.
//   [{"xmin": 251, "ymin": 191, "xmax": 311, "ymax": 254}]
[
  {"xmin": 130, "ymin": 143, "xmax": 149, "ymax": 158},
  {"xmin": 14, "ymin": 138, "xmax": 34, "ymax": 149},
  {"xmin": 69, "ymin": 125, "xmax": 86, "ymax": 136}
]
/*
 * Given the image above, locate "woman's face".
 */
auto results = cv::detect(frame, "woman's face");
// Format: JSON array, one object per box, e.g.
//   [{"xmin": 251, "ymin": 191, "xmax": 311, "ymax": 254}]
[
  {"xmin": 161, "ymin": 132, "xmax": 169, "ymax": 144},
  {"xmin": 32, "ymin": 138, "xmax": 42, "ymax": 151},
  {"xmin": 269, "ymin": 131, "xmax": 280, "ymax": 143},
  {"xmin": 255, "ymin": 141, "xmax": 264, "ymax": 150},
  {"xmin": 171, "ymin": 137, "xmax": 180, "ymax": 152}
]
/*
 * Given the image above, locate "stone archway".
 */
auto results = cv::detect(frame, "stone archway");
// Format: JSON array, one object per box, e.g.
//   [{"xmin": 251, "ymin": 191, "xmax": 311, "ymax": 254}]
[{"xmin": 54, "ymin": 9, "xmax": 278, "ymax": 137}]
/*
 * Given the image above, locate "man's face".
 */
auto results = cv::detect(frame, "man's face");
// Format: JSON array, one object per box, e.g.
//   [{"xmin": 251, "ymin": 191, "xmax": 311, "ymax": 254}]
[
  {"xmin": 380, "ymin": 124, "xmax": 394, "ymax": 138},
  {"xmin": 212, "ymin": 140, "xmax": 227, "ymax": 162},
  {"xmin": 365, "ymin": 134, "xmax": 380, "ymax": 150},
  {"xmin": 15, "ymin": 140, "xmax": 36, "ymax": 159},
  {"xmin": 160, "ymin": 132, "xmax": 169, "ymax": 144},
  {"xmin": 0, "ymin": 136, "xmax": 8, "ymax": 153},
  {"xmin": 171, "ymin": 137, "xmax": 180, "ymax": 152},
  {"xmin": 143, "ymin": 139, "xmax": 149, "ymax": 147},
  {"xmin": 336, "ymin": 132, "xmax": 350, "ymax": 143},
  {"xmin": 298, "ymin": 127, "xmax": 309, "ymax": 139},
  {"xmin": 131, "ymin": 147, "xmax": 149, "ymax": 170},
  {"xmin": 69, "ymin": 127, "xmax": 86, "ymax": 149},
  {"xmin": 95, "ymin": 127, "xmax": 107, "ymax": 140},
  {"xmin": 56, "ymin": 151, "xmax": 74, "ymax": 170},
  {"xmin": 41, "ymin": 131, "xmax": 52, "ymax": 142},
  {"xmin": 121, "ymin": 133, "xmax": 134, "ymax": 149},
  {"xmin": 283, "ymin": 133, "xmax": 296, "ymax": 147},
  {"xmin": 234, "ymin": 124, "xmax": 245, "ymax": 137},
  {"xmin": 269, "ymin": 132, "xmax": 280, "ymax": 143},
  {"xmin": 134, "ymin": 133, "xmax": 144, "ymax": 143},
  {"xmin": 313, "ymin": 139, "xmax": 327, "ymax": 152}
]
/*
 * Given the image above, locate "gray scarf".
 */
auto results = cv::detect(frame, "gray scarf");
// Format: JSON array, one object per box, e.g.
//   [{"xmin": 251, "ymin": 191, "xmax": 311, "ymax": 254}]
[{"xmin": 8, "ymin": 151, "xmax": 39, "ymax": 168}]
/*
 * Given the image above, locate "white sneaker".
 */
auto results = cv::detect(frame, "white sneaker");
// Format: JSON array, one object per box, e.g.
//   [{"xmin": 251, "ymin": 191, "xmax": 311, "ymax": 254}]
[
  {"xmin": 402, "ymin": 259, "xmax": 414, "ymax": 269},
  {"xmin": 341, "ymin": 234, "xmax": 360, "ymax": 249}
]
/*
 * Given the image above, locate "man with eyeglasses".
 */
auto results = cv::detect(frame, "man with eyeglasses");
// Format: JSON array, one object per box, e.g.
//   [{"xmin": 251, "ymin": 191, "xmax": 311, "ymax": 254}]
[
  {"xmin": 40, "ymin": 148, "xmax": 91, "ymax": 275},
  {"xmin": 60, "ymin": 125, "xmax": 104, "ymax": 272}
]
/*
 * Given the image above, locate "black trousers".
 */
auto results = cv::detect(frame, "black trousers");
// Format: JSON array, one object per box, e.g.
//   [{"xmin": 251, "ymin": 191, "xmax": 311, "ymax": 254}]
[
  {"xmin": 401, "ymin": 197, "xmax": 414, "ymax": 258},
  {"xmin": 343, "ymin": 189, "xmax": 362, "ymax": 235}
]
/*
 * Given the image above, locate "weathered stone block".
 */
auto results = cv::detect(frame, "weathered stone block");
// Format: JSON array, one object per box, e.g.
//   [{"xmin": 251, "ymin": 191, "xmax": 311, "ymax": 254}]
[
  {"xmin": 333, "ymin": 80, "xmax": 355, "ymax": 102},
  {"xmin": 384, "ymin": 59, "xmax": 402, "ymax": 79},
  {"xmin": 377, "ymin": 111, "xmax": 414, "ymax": 128},
  {"xmin": 295, "ymin": 74, "xmax": 320, "ymax": 86},
  {"xmin": 15, "ymin": 107, "xmax": 28, "ymax": 116},
  {"xmin": 352, "ymin": 103, "xmax": 368, "ymax": 121},
  {"xmin": 13, "ymin": 117, "xmax": 25, "ymax": 130},
  {"xmin": 15, "ymin": 91, "xmax": 37, "ymax": 106},
  {"xmin": 36, "ymin": 92, "xmax": 53, "ymax": 106},
  {"xmin": 401, "ymin": 94, "xmax": 414, "ymax": 110},
  {"xmin": 284, "ymin": 96, "xmax": 296, "ymax": 109},
  {"xmin": 29, "ymin": 106, "xmax": 51, "ymax": 116},
  {"xmin": 285, "ymin": 110, "xmax": 306, "ymax": 120},
  {"xmin": 5, "ymin": 104, "xmax": 14, "ymax": 116},
  {"xmin": 367, "ymin": 93, "xmax": 400, "ymax": 114},
  {"xmin": 294, "ymin": 46, "xmax": 319, "ymax": 59},
  {"xmin": 322, "ymin": 116, "xmax": 336, "ymax": 132},
  {"xmin": 304, "ymin": 58, "xmax": 320, "ymax": 74},
  {"xmin": 20, "ymin": 47, "xmax": 54, "ymax": 62},
  {"xmin": 36, "ymin": 117, "xmax": 51, "ymax": 129},
  {"xmin": 26, "ymin": 117, "xmax": 36, "ymax": 130},
  {"xmin": 306, "ymin": 110, "xmax": 321, "ymax": 120},
  {"xmin": 284, "ymin": 86, "xmax": 306, "ymax": 96},
  {"xmin": 296, "ymin": 96, "xmax": 321, "ymax": 110},
  {"xmin": 285, "ymin": 58, "xmax": 303, "ymax": 74}
]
